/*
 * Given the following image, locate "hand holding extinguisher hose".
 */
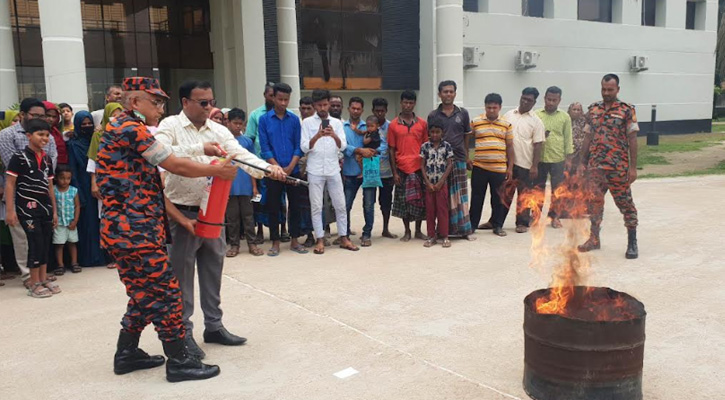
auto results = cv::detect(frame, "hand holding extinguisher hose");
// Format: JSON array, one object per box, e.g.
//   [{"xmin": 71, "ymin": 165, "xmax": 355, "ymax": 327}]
[{"xmin": 214, "ymin": 145, "xmax": 308, "ymax": 187}]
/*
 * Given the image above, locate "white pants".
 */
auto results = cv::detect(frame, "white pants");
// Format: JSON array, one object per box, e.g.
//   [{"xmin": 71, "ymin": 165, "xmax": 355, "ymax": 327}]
[
  {"xmin": 308, "ymin": 174, "xmax": 347, "ymax": 239},
  {"xmin": 9, "ymin": 223, "xmax": 30, "ymax": 279}
]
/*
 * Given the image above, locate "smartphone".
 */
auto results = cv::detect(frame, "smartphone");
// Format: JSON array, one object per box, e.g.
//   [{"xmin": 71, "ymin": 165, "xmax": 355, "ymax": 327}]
[
  {"xmin": 321, "ymin": 119, "xmax": 330, "ymax": 129},
  {"xmin": 251, "ymin": 194, "xmax": 262, "ymax": 203}
]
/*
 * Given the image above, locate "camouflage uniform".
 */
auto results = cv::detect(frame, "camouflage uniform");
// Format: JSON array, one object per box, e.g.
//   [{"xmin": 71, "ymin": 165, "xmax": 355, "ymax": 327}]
[
  {"xmin": 97, "ymin": 107, "xmax": 184, "ymax": 342},
  {"xmin": 585, "ymin": 100, "xmax": 639, "ymax": 229}
]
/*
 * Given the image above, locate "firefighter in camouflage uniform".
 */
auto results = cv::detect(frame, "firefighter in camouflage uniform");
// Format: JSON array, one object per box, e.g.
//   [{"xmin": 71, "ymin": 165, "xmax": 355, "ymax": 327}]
[
  {"xmin": 97, "ymin": 77, "xmax": 238, "ymax": 382},
  {"xmin": 578, "ymin": 73, "xmax": 639, "ymax": 259}
]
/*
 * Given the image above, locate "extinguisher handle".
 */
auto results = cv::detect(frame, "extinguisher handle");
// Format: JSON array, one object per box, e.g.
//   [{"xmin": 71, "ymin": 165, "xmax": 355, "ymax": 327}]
[{"xmin": 231, "ymin": 158, "xmax": 309, "ymax": 187}]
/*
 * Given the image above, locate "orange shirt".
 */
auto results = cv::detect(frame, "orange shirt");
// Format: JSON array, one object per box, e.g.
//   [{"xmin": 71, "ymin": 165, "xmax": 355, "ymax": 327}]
[{"xmin": 388, "ymin": 115, "xmax": 428, "ymax": 174}]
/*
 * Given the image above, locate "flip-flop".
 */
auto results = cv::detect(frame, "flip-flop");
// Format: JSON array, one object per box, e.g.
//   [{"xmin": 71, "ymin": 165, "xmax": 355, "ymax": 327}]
[
  {"xmin": 290, "ymin": 245, "xmax": 309, "ymax": 254},
  {"xmin": 361, "ymin": 238, "xmax": 372, "ymax": 247},
  {"xmin": 339, "ymin": 243, "xmax": 359, "ymax": 252},
  {"xmin": 267, "ymin": 248, "xmax": 280, "ymax": 257},
  {"xmin": 313, "ymin": 247, "xmax": 325, "ymax": 255},
  {"xmin": 248, "ymin": 247, "xmax": 264, "ymax": 257}
]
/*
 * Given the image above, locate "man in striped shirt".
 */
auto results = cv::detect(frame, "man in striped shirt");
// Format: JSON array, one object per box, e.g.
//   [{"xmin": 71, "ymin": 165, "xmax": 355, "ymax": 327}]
[{"xmin": 470, "ymin": 93, "xmax": 514, "ymax": 237}]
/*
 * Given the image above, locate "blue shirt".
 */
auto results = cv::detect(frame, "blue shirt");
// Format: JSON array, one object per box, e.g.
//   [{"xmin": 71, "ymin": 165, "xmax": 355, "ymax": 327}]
[
  {"xmin": 244, "ymin": 104, "xmax": 269, "ymax": 157},
  {"xmin": 378, "ymin": 119, "xmax": 392, "ymax": 179},
  {"xmin": 258, "ymin": 109, "xmax": 303, "ymax": 174},
  {"xmin": 342, "ymin": 119, "xmax": 367, "ymax": 176},
  {"xmin": 230, "ymin": 135, "xmax": 255, "ymax": 196}
]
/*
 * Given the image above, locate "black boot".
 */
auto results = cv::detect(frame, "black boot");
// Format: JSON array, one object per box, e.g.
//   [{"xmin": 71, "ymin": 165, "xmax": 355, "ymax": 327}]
[
  {"xmin": 114, "ymin": 330, "xmax": 165, "ymax": 375},
  {"xmin": 578, "ymin": 225, "xmax": 601, "ymax": 252},
  {"xmin": 626, "ymin": 228, "xmax": 638, "ymax": 259},
  {"xmin": 163, "ymin": 339, "xmax": 220, "ymax": 383}
]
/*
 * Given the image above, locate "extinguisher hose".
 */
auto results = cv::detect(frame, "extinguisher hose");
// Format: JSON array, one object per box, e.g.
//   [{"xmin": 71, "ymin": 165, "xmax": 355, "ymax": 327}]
[{"xmin": 231, "ymin": 158, "xmax": 309, "ymax": 187}]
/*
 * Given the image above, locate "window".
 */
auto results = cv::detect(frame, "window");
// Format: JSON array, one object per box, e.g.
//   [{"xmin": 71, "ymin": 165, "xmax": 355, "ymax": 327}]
[
  {"xmin": 686, "ymin": 0, "xmax": 698, "ymax": 30},
  {"xmin": 578, "ymin": 0, "xmax": 612, "ymax": 23},
  {"xmin": 463, "ymin": 0, "xmax": 479, "ymax": 13},
  {"xmin": 522, "ymin": 0, "xmax": 544, "ymax": 18},
  {"xmin": 641, "ymin": 0, "xmax": 656, "ymax": 26},
  {"xmin": 298, "ymin": 0, "xmax": 383, "ymax": 90}
]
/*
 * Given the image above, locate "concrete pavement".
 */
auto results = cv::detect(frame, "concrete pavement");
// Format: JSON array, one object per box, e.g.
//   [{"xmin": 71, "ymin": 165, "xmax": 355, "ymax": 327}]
[{"xmin": 1, "ymin": 175, "xmax": 724, "ymax": 400}]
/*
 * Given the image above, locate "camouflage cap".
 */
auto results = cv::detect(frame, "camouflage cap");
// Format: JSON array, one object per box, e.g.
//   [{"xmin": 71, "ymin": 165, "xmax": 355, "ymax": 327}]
[{"xmin": 122, "ymin": 77, "xmax": 170, "ymax": 99}]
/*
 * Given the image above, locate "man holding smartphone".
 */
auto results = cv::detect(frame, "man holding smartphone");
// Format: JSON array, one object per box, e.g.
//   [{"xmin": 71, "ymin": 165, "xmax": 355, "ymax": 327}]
[{"xmin": 301, "ymin": 89, "xmax": 359, "ymax": 254}]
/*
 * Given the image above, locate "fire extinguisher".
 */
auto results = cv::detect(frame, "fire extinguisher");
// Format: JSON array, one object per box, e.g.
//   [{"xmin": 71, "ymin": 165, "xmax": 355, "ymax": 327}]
[{"xmin": 195, "ymin": 158, "xmax": 234, "ymax": 239}]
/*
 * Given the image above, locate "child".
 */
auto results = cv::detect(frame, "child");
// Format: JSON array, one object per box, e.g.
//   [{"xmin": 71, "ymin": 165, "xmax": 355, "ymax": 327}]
[
  {"xmin": 355, "ymin": 115, "xmax": 382, "ymax": 174},
  {"xmin": 53, "ymin": 164, "xmax": 80, "ymax": 274},
  {"xmin": 419, "ymin": 120, "xmax": 454, "ymax": 248},
  {"xmin": 224, "ymin": 108, "xmax": 262, "ymax": 257},
  {"xmin": 5, "ymin": 119, "xmax": 59, "ymax": 297}
]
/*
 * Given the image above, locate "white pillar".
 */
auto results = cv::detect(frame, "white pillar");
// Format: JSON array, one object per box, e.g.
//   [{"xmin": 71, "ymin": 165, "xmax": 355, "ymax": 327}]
[
  {"xmin": 0, "ymin": 0, "xmax": 19, "ymax": 109},
  {"xmin": 277, "ymin": 0, "xmax": 300, "ymax": 114},
  {"xmin": 436, "ymin": 0, "xmax": 464, "ymax": 106},
  {"xmin": 420, "ymin": 0, "xmax": 437, "ymax": 111},
  {"xmin": 547, "ymin": 0, "xmax": 577, "ymax": 20},
  {"xmin": 38, "ymin": 0, "xmax": 88, "ymax": 111},
  {"xmin": 664, "ymin": 0, "xmax": 686, "ymax": 29},
  {"xmin": 488, "ymin": 0, "xmax": 521, "ymax": 15},
  {"xmin": 702, "ymin": 0, "xmax": 717, "ymax": 32},
  {"xmin": 613, "ymin": 0, "xmax": 640, "ymax": 25}
]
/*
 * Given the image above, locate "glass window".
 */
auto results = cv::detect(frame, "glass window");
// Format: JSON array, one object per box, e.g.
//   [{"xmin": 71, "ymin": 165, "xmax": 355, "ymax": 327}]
[
  {"xmin": 641, "ymin": 0, "xmax": 656, "ymax": 26},
  {"xmin": 463, "ymin": 0, "xmax": 479, "ymax": 12},
  {"xmin": 522, "ymin": 0, "xmax": 544, "ymax": 18},
  {"xmin": 298, "ymin": 0, "xmax": 383, "ymax": 90},
  {"xmin": 686, "ymin": 1, "xmax": 697, "ymax": 30},
  {"xmin": 578, "ymin": 0, "xmax": 612, "ymax": 23}
]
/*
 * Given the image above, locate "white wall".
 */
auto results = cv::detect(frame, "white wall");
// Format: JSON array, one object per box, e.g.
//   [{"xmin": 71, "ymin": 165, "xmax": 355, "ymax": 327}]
[{"xmin": 459, "ymin": 1, "xmax": 716, "ymax": 123}]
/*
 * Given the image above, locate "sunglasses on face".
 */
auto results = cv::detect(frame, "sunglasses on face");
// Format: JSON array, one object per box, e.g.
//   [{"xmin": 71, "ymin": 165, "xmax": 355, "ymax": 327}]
[{"xmin": 187, "ymin": 98, "xmax": 217, "ymax": 108}]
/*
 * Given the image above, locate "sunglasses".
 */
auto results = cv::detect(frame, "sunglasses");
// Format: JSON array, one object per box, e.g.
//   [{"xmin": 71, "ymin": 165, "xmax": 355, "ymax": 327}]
[{"xmin": 187, "ymin": 98, "xmax": 217, "ymax": 108}]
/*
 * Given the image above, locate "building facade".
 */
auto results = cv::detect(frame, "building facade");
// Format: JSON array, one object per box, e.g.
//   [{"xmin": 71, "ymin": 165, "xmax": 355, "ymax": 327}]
[{"xmin": 0, "ymin": 0, "xmax": 717, "ymax": 133}]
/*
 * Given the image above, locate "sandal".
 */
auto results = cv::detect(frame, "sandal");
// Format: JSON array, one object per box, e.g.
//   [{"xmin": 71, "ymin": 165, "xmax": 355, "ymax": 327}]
[
  {"xmin": 54, "ymin": 266, "xmax": 66, "ymax": 276},
  {"xmin": 442, "ymin": 239, "xmax": 452, "ymax": 248},
  {"xmin": 361, "ymin": 237, "xmax": 372, "ymax": 247},
  {"xmin": 226, "ymin": 246, "xmax": 240, "ymax": 258},
  {"xmin": 28, "ymin": 282, "xmax": 52, "ymax": 298},
  {"xmin": 290, "ymin": 245, "xmax": 309, "ymax": 254},
  {"xmin": 43, "ymin": 280, "xmax": 61, "ymax": 295},
  {"xmin": 23, "ymin": 278, "xmax": 32, "ymax": 289},
  {"xmin": 267, "ymin": 248, "xmax": 280, "ymax": 257},
  {"xmin": 248, "ymin": 246, "xmax": 264, "ymax": 257},
  {"xmin": 313, "ymin": 246, "xmax": 325, "ymax": 255},
  {"xmin": 71, "ymin": 264, "xmax": 82, "ymax": 273},
  {"xmin": 47, "ymin": 275, "xmax": 57, "ymax": 281},
  {"xmin": 339, "ymin": 241, "xmax": 359, "ymax": 252},
  {"xmin": 424, "ymin": 238, "xmax": 437, "ymax": 248},
  {"xmin": 0, "ymin": 273, "xmax": 16, "ymax": 281},
  {"xmin": 107, "ymin": 262, "xmax": 117, "ymax": 269}
]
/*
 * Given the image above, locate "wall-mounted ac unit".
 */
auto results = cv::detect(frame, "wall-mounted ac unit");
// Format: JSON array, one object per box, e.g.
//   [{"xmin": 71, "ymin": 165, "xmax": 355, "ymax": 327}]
[
  {"xmin": 631, "ymin": 56, "xmax": 649, "ymax": 72},
  {"xmin": 516, "ymin": 50, "xmax": 539, "ymax": 70},
  {"xmin": 463, "ymin": 46, "xmax": 481, "ymax": 69}
]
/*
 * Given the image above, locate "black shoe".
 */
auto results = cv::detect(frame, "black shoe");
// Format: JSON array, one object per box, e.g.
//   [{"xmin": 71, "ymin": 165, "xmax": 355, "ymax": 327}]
[
  {"xmin": 626, "ymin": 229, "xmax": 638, "ymax": 259},
  {"xmin": 492, "ymin": 227, "xmax": 507, "ymax": 237},
  {"xmin": 280, "ymin": 233, "xmax": 291, "ymax": 243},
  {"xmin": 203, "ymin": 327, "xmax": 247, "ymax": 346},
  {"xmin": 577, "ymin": 236, "xmax": 601, "ymax": 252},
  {"xmin": 163, "ymin": 340, "xmax": 220, "ymax": 383},
  {"xmin": 184, "ymin": 335, "xmax": 206, "ymax": 360},
  {"xmin": 113, "ymin": 330, "xmax": 165, "ymax": 375}
]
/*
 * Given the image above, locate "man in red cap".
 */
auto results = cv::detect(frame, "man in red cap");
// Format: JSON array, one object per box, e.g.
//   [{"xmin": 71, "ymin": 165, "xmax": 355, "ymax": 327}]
[{"xmin": 97, "ymin": 77, "xmax": 253, "ymax": 382}]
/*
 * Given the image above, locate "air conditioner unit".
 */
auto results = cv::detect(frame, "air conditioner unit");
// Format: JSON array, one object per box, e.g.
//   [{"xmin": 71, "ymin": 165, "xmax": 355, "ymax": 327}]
[
  {"xmin": 516, "ymin": 50, "xmax": 539, "ymax": 70},
  {"xmin": 631, "ymin": 56, "xmax": 649, "ymax": 72},
  {"xmin": 463, "ymin": 46, "xmax": 481, "ymax": 69}
]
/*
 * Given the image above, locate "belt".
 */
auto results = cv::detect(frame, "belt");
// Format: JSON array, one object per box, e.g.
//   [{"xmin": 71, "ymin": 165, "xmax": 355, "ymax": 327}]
[{"xmin": 173, "ymin": 203, "xmax": 200, "ymax": 212}]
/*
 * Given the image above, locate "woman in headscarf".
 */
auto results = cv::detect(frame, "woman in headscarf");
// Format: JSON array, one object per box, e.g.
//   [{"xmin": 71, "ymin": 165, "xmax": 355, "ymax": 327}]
[
  {"xmin": 67, "ymin": 111, "xmax": 106, "ymax": 267},
  {"xmin": 210, "ymin": 107, "xmax": 224, "ymax": 125},
  {"xmin": 567, "ymin": 102, "xmax": 591, "ymax": 169},
  {"xmin": 0, "ymin": 110, "xmax": 19, "ymax": 130},
  {"xmin": 42, "ymin": 101, "xmax": 69, "ymax": 165}
]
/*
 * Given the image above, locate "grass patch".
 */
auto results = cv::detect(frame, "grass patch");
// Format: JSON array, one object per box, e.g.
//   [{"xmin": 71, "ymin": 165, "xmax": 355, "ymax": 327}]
[
  {"xmin": 640, "ymin": 160, "xmax": 725, "ymax": 179},
  {"xmin": 638, "ymin": 154, "xmax": 669, "ymax": 166},
  {"xmin": 637, "ymin": 132, "xmax": 725, "ymax": 169}
]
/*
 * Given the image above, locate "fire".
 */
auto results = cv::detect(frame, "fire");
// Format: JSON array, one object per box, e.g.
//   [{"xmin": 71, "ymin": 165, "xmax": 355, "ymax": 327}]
[{"xmin": 515, "ymin": 171, "xmax": 601, "ymax": 318}]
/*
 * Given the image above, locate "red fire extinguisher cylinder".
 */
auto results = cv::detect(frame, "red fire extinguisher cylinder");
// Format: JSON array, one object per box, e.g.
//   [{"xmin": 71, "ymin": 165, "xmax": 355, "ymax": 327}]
[{"xmin": 195, "ymin": 159, "xmax": 234, "ymax": 239}]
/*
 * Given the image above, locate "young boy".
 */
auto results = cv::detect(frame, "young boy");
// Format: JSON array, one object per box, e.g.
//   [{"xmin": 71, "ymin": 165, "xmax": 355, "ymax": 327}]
[
  {"xmin": 53, "ymin": 164, "xmax": 80, "ymax": 274},
  {"xmin": 419, "ymin": 120, "xmax": 454, "ymax": 248},
  {"xmin": 355, "ymin": 115, "xmax": 382, "ymax": 174},
  {"xmin": 224, "ymin": 108, "xmax": 263, "ymax": 257},
  {"xmin": 5, "ymin": 119, "xmax": 59, "ymax": 297}
]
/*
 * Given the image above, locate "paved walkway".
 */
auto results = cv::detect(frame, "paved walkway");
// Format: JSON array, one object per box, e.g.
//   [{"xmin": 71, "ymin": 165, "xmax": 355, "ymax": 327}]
[{"xmin": 1, "ymin": 176, "xmax": 723, "ymax": 400}]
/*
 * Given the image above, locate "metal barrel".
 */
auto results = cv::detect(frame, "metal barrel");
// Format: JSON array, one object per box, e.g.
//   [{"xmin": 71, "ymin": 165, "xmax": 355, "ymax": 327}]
[{"xmin": 523, "ymin": 287, "xmax": 646, "ymax": 400}]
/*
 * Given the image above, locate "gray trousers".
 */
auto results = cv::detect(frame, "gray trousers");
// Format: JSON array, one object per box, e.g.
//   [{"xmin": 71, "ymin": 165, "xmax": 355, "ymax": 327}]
[
  {"xmin": 226, "ymin": 195, "xmax": 255, "ymax": 247},
  {"xmin": 9, "ymin": 223, "xmax": 30, "ymax": 279},
  {"xmin": 168, "ymin": 208, "xmax": 225, "ymax": 332}
]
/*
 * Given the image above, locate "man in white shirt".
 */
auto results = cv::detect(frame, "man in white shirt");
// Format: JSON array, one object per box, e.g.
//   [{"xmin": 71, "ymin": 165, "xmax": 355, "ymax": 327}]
[
  {"xmin": 154, "ymin": 80, "xmax": 285, "ymax": 359},
  {"xmin": 502, "ymin": 87, "xmax": 546, "ymax": 233},
  {"xmin": 91, "ymin": 85, "xmax": 123, "ymax": 128},
  {"xmin": 301, "ymin": 90, "xmax": 359, "ymax": 255}
]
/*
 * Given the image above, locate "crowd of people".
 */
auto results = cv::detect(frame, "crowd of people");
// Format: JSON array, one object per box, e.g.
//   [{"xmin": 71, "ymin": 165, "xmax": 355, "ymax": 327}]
[{"xmin": 0, "ymin": 72, "xmax": 640, "ymax": 382}]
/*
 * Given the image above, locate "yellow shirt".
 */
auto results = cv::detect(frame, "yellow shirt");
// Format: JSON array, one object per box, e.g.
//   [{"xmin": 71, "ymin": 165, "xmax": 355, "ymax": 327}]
[{"xmin": 471, "ymin": 115, "xmax": 513, "ymax": 173}]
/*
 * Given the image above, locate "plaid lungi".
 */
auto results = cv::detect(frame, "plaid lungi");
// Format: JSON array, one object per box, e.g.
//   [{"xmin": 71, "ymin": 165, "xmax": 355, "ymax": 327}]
[
  {"xmin": 392, "ymin": 170, "xmax": 426, "ymax": 221},
  {"xmin": 447, "ymin": 162, "xmax": 473, "ymax": 236}
]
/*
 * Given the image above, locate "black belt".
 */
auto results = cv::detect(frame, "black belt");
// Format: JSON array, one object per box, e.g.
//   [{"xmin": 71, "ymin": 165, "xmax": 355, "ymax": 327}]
[{"xmin": 173, "ymin": 203, "xmax": 200, "ymax": 212}]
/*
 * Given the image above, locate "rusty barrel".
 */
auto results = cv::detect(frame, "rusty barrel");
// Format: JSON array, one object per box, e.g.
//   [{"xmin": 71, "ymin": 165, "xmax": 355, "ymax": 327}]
[{"xmin": 523, "ymin": 287, "xmax": 646, "ymax": 400}]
